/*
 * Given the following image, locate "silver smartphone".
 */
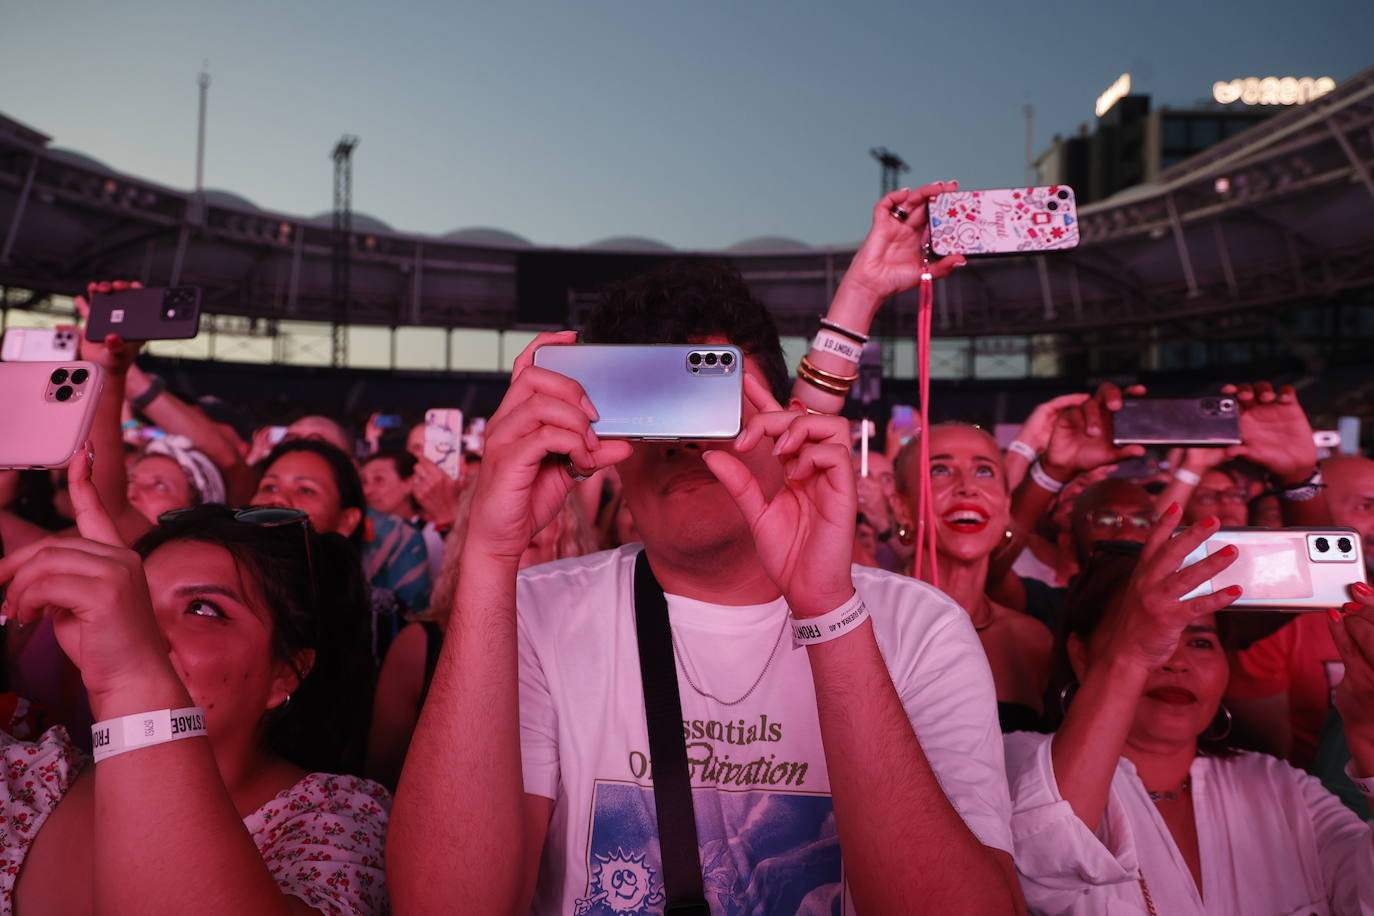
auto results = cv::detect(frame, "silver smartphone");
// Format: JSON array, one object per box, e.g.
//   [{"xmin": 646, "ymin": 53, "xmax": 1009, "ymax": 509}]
[
  {"xmin": 1112, "ymin": 397, "xmax": 1241, "ymax": 447},
  {"xmin": 1, "ymin": 326, "xmax": 80, "ymax": 362},
  {"xmin": 533, "ymin": 344, "xmax": 743, "ymax": 440},
  {"xmin": 0, "ymin": 361, "xmax": 105, "ymax": 469},
  {"xmin": 1180, "ymin": 527, "xmax": 1367, "ymax": 611}
]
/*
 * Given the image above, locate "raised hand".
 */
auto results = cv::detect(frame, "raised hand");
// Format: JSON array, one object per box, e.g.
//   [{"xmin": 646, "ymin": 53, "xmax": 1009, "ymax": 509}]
[
  {"xmin": 703, "ymin": 374, "xmax": 855, "ymax": 618},
  {"xmin": 1017, "ymin": 392, "xmax": 1093, "ymax": 455},
  {"xmin": 76, "ymin": 280, "xmax": 144, "ymax": 375},
  {"xmin": 467, "ymin": 331, "xmax": 632, "ymax": 564},
  {"xmin": 411, "ymin": 455, "xmax": 462, "ymax": 528},
  {"xmin": 1095, "ymin": 505, "xmax": 1242, "ymax": 673},
  {"xmin": 0, "ymin": 446, "xmax": 172, "ymax": 705},
  {"xmin": 842, "ymin": 182, "xmax": 967, "ymax": 303},
  {"xmin": 1222, "ymin": 381, "xmax": 1318, "ymax": 484},
  {"xmin": 1330, "ymin": 583, "xmax": 1374, "ymax": 737},
  {"xmin": 1042, "ymin": 382, "xmax": 1148, "ymax": 482}
]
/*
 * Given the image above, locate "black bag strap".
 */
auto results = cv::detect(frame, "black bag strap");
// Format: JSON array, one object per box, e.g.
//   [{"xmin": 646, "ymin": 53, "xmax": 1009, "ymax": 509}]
[{"xmin": 633, "ymin": 549, "xmax": 710, "ymax": 916}]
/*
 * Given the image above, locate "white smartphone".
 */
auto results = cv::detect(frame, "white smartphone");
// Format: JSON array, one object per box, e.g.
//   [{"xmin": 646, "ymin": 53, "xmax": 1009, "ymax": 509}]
[
  {"xmin": 1180, "ymin": 527, "xmax": 1367, "ymax": 611},
  {"xmin": 424, "ymin": 408, "xmax": 464, "ymax": 480},
  {"xmin": 533, "ymin": 344, "xmax": 743, "ymax": 440},
  {"xmin": 1, "ymin": 326, "xmax": 81, "ymax": 362},
  {"xmin": 0, "ymin": 361, "xmax": 106, "ymax": 468}
]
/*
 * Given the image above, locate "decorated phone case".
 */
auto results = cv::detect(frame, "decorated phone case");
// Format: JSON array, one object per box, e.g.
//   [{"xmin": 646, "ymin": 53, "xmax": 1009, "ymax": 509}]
[
  {"xmin": 929, "ymin": 186, "xmax": 1079, "ymax": 256},
  {"xmin": 424, "ymin": 409, "xmax": 464, "ymax": 480}
]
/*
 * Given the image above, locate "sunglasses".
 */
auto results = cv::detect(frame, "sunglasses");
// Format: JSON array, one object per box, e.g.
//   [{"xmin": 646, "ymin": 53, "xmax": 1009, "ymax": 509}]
[
  {"xmin": 1086, "ymin": 510, "xmax": 1154, "ymax": 531},
  {"xmin": 157, "ymin": 505, "xmax": 317, "ymax": 602}
]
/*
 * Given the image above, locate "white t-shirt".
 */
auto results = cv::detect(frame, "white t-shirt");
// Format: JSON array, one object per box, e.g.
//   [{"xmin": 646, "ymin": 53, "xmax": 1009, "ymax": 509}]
[
  {"xmin": 1004, "ymin": 730, "xmax": 1374, "ymax": 915},
  {"xmin": 517, "ymin": 544, "xmax": 1013, "ymax": 916}
]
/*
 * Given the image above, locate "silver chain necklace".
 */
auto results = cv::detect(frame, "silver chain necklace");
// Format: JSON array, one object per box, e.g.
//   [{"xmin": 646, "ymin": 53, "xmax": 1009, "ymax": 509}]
[
  {"xmin": 670, "ymin": 614, "xmax": 790, "ymax": 707},
  {"xmin": 1148, "ymin": 777, "xmax": 1191, "ymax": 803}
]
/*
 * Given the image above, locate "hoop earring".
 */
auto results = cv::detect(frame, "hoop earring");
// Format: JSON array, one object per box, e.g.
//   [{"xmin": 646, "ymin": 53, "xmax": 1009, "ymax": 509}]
[
  {"xmin": 895, "ymin": 522, "xmax": 914, "ymax": 546},
  {"xmin": 1059, "ymin": 682, "xmax": 1078, "ymax": 717},
  {"xmin": 1204, "ymin": 703, "xmax": 1233, "ymax": 742},
  {"xmin": 280, "ymin": 693, "xmax": 292, "ymax": 710}
]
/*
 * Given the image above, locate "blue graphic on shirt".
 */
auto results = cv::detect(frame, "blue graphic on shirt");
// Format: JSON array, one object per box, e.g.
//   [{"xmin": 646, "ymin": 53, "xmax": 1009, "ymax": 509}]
[{"xmin": 575, "ymin": 781, "xmax": 841, "ymax": 916}]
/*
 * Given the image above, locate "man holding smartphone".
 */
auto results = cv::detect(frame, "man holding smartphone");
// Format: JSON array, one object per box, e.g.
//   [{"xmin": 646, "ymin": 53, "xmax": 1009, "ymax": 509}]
[{"xmin": 389, "ymin": 261, "xmax": 1020, "ymax": 914}]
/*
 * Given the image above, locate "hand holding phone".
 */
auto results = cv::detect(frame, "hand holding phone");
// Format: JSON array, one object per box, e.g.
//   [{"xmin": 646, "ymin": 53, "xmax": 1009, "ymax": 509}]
[
  {"xmin": 533, "ymin": 344, "xmax": 743, "ymax": 440},
  {"xmin": 930, "ymin": 186, "xmax": 1079, "ymax": 256},
  {"xmin": 86, "ymin": 285, "xmax": 202, "ymax": 342},
  {"xmin": 1180, "ymin": 527, "xmax": 1367, "ymax": 611}
]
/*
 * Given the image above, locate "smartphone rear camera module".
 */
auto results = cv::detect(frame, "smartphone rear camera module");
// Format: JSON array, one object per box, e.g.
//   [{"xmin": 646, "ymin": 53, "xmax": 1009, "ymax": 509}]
[
  {"xmin": 1057, "ymin": 189, "xmax": 1070, "ymax": 200},
  {"xmin": 1338, "ymin": 537, "xmax": 1354, "ymax": 553},
  {"xmin": 688, "ymin": 352, "xmax": 702, "ymax": 366},
  {"xmin": 1047, "ymin": 200, "xmax": 1059, "ymax": 211},
  {"xmin": 1315, "ymin": 537, "xmax": 1330, "ymax": 553},
  {"xmin": 50, "ymin": 368, "xmax": 69, "ymax": 385},
  {"xmin": 720, "ymin": 352, "xmax": 733, "ymax": 366},
  {"xmin": 704, "ymin": 352, "xmax": 718, "ymax": 366},
  {"xmin": 55, "ymin": 385, "xmax": 74, "ymax": 402},
  {"xmin": 70, "ymin": 368, "xmax": 89, "ymax": 385},
  {"xmin": 1219, "ymin": 398, "xmax": 1236, "ymax": 413}
]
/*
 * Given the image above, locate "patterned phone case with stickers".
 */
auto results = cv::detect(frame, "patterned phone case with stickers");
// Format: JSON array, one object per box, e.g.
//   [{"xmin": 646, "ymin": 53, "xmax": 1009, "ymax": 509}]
[{"xmin": 929, "ymin": 186, "xmax": 1079, "ymax": 256}]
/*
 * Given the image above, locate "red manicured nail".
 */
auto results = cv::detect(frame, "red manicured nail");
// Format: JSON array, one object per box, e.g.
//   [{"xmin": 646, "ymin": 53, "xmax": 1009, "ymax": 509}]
[
  {"xmin": 1222, "ymin": 545, "xmax": 1239, "ymax": 556},
  {"xmin": 1226, "ymin": 585, "xmax": 1243, "ymax": 596},
  {"xmin": 1354, "ymin": 582, "xmax": 1372, "ymax": 596},
  {"xmin": 1165, "ymin": 502, "xmax": 1180, "ymax": 516},
  {"xmin": 1345, "ymin": 601, "xmax": 1363, "ymax": 612},
  {"xmin": 1329, "ymin": 609, "xmax": 1344, "ymax": 624}
]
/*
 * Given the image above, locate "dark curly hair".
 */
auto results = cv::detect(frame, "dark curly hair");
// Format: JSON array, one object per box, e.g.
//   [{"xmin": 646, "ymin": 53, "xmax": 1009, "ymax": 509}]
[
  {"xmin": 1043, "ymin": 541, "xmax": 1238, "ymax": 757},
  {"xmin": 254, "ymin": 438, "xmax": 366, "ymax": 546},
  {"xmin": 581, "ymin": 259, "xmax": 791, "ymax": 404},
  {"xmin": 134, "ymin": 505, "xmax": 375, "ymax": 775}
]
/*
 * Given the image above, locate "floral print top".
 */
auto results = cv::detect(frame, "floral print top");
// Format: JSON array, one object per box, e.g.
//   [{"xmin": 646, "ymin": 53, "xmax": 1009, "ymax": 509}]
[{"xmin": 0, "ymin": 727, "xmax": 391, "ymax": 914}]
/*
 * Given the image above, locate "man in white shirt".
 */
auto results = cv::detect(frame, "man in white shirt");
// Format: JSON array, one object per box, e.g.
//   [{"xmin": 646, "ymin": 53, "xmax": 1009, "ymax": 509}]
[{"xmin": 389, "ymin": 261, "xmax": 1022, "ymax": 914}]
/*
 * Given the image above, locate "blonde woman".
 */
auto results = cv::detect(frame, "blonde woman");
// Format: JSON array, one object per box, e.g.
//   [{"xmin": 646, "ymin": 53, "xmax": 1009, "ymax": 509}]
[{"xmin": 365, "ymin": 487, "xmax": 597, "ymax": 789}]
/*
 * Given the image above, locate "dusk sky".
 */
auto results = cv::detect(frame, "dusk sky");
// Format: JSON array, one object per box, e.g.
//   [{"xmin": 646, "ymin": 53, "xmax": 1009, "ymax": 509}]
[{"xmin": 5, "ymin": 0, "xmax": 1370, "ymax": 250}]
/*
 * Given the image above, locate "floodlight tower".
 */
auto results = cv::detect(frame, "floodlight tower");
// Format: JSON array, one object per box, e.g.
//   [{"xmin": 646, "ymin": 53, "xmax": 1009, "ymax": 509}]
[
  {"xmin": 331, "ymin": 135, "xmax": 358, "ymax": 368},
  {"xmin": 869, "ymin": 147, "xmax": 909, "ymax": 195}
]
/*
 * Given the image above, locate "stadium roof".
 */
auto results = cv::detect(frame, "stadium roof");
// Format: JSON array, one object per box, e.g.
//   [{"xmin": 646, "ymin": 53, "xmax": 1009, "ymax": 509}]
[{"xmin": 2, "ymin": 66, "xmax": 1373, "ymax": 350}]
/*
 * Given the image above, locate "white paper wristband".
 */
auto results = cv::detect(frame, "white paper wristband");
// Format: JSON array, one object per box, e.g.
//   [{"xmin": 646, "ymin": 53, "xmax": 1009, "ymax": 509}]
[
  {"xmin": 811, "ymin": 329, "xmax": 864, "ymax": 364},
  {"xmin": 1173, "ymin": 468, "xmax": 1202, "ymax": 486},
  {"xmin": 1029, "ymin": 460, "xmax": 1067, "ymax": 494},
  {"xmin": 1345, "ymin": 761, "xmax": 1374, "ymax": 797},
  {"xmin": 791, "ymin": 593, "xmax": 869, "ymax": 648},
  {"xmin": 1006, "ymin": 440, "xmax": 1038, "ymax": 462},
  {"xmin": 91, "ymin": 706, "xmax": 208, "ymax": 763}
]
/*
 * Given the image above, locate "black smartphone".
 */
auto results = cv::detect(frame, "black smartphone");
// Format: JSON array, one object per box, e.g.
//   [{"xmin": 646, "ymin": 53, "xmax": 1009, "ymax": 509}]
[
  {"xmin": 1112, "ymin": 397, "xmax": 1241, "ymax": 447},
  {"xmin": 86, "ymin": 286, "xmax": 203, "ymax": 342}
]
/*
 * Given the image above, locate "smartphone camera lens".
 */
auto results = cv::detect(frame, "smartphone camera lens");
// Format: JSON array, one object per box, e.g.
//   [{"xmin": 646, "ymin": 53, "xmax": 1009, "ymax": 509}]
[
  {"xmin": 1220, "ymin": 398, "xmax": 1236, "ymax": 412},
  {"xmin": 55, "ymin": 385, "xmax": 73, "ymax": 402},
  {"xmin": 165, "ymin": 309, "xmax": 176, "ymax": 318},
  {"xmin": 704, "ymin": 352, "xmax": 718, "ymax": 366},
  {"xmin": 1057, "ymin": 189, "xmax": 1069, "ymax": 200},
  {"xmin": 720, "ymin": 352, "xmax": 733, "ymax": 366},
  {"xmin": 1338, "ymin": 537, "xmax": 1353, "ymax": 553},
  {"xmin": 1047, "ymin": 200, "xmax": 1059, "ymax": 211},
  {"xmin": 70, "ymin": 368, "xmax": 89, "ymax": 385},
  {"xmin": 688, "ymin": 352, "xmax": 702, "ymax": 366},
  {"xmin": 50, "ymin": 368, "xmax": 68, "ymax": 384},
  {"xmin": 1315, "ymin": 537, "xmax": 1330, "ymax": 553}
]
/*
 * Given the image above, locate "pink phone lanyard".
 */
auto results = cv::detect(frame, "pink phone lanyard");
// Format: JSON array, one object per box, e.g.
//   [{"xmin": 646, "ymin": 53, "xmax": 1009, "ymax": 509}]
[{"xmin": 912, "ymin": 260, "xmax": 939, "ymax": 590}]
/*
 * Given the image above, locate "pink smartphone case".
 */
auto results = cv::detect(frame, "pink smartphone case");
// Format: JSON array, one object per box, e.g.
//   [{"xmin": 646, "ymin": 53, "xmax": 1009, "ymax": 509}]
[
  {"xmin": 0, "ymin": 361, "xmax": 105, "ymax": 468},
  {"xmin": 930, "ymin": 186, "xmax": 1079, "ymax": 256}
]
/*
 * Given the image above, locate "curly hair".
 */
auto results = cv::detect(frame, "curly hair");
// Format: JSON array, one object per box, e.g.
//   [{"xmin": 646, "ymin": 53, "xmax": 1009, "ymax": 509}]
[
  {"xmin": 134, "ymin": 506, "xmax": 375, "ymax": 775},
  {"xmin": 581, "ymin": 259, "xmax": 791, "ymax": 404}
]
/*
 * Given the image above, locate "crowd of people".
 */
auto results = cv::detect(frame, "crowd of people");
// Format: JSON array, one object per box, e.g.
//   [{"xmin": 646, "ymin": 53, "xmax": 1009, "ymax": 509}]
[{"xmin": 0, "ymin": 181, "xmax": 1372, "ymax": 914}]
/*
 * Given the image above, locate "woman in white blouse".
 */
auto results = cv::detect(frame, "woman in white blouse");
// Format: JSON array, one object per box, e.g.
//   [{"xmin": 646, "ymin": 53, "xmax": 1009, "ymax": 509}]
[{"xmin": 1005, "ymin": 504, "xmax": 1374, "ymax": 915}]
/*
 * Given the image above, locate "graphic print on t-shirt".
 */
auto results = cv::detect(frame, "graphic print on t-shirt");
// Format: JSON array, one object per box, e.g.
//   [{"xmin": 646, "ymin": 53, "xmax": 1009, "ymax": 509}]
[{"xmin": 574, "ymin": 779, "xmax": 841, "ymax": 915}]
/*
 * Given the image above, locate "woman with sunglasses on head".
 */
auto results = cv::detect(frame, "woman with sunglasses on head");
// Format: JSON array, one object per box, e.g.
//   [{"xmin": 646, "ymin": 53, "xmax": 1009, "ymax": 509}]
[
  {"xmin": 1005, "ymin": 510, "xmax": 1374, "ymax": 914},
  {"xmin": 894, "ymin": 423, "xmax": 1055, "ymax": 732},
  {"xmin": 0, "ymin": 449, "xmax": 388, "ymax": 915}
]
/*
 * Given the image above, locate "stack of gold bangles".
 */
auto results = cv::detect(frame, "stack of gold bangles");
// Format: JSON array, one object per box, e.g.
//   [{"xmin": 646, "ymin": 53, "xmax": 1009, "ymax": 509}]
[{"xmin": 797, "ymin": 355, "xmax": 858, "ymax": 396}]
